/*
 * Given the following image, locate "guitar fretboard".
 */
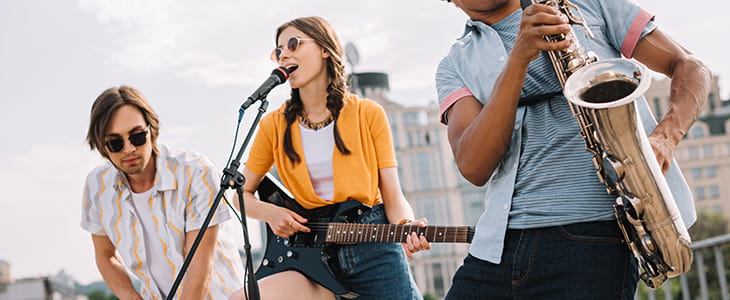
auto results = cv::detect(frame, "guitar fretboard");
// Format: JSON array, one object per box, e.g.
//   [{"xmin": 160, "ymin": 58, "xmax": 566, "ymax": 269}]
[{"xmin": 323, "ymin": 223, "xmax": 473, "ymax": 244}]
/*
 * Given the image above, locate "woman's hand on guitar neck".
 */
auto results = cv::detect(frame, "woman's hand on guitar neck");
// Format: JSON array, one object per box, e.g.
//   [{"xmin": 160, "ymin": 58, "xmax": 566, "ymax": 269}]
[
  {"xmin": 263, "ymin": 203, "xmax": 310, "ymax": 238},
  {"xmin": 401, "ymin": 218, "xmax": 432, "ymax": 258}
]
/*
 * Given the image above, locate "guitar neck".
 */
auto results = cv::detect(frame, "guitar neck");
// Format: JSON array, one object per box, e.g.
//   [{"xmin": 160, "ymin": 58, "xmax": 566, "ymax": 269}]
[{"xmin": 323, "ymin": 223, "xmax": 473, "ymax": 244}]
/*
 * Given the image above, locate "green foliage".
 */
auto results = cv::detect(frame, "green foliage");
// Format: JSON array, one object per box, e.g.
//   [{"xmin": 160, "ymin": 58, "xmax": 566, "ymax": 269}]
[
  {"xmin": 87, "ymin": 289, "xmax": 117, "ymax": 300},
  {"xmin": 423, "ymin": 293, "xmax": 440, "ymax": 300}
]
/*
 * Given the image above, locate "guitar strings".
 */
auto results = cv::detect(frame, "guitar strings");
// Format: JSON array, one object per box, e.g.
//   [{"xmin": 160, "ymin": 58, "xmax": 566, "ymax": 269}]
[{"xmin": 284, "ymin": 222, "xmax": 472, "ymax": 240}]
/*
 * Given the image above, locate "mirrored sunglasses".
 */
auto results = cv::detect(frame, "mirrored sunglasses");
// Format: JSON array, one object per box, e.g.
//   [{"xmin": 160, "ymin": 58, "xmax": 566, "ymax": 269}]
[
  {"xmin": 271, "ymin": 36, "xmax": 315, "ymax": 62},
  {"xmin": 105, "ymin": 129, "xmax": 149, "ymax": 153}
]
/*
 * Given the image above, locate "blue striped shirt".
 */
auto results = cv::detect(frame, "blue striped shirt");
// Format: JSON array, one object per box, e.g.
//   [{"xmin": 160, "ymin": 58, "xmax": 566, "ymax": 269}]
[{"xmin": 435, "ymin": 0, "xmax": 696, "ymax": 263}]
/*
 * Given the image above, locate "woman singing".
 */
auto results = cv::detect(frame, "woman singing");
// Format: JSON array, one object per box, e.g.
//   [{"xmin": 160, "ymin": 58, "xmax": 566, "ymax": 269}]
[{"xmin": 229, "ymin": 16, "xmax": 429, "ymax": 300}]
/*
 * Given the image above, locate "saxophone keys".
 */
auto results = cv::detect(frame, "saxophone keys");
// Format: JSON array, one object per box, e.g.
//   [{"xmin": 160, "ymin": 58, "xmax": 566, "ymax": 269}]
[
  {"xmin": 617, "ymin": 194, "xmax": 644, "ymax": 220},
  {"xmin": 602, "ymin": 154, "xmax": 626, "ymax": 184},
  {"xmin": 641, "ymin": 235, "xmax": 657, "ymax": 255}
]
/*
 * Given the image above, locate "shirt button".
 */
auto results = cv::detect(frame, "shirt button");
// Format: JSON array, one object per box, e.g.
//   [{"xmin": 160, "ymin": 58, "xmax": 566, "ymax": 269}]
[
  {"xmin": 499, "ymin": 56, "xmax": 505, "ymax": 62},
  {"xmin": 514, "ymin": 124, "xmax": 520, "ymax": 130},
  {"xmin": 503, "ymin": 204, "xmax": 509, "ymax": 210}
]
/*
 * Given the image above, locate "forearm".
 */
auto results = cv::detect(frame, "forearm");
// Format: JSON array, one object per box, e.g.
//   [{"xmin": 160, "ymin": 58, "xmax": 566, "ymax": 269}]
[
  {"xmin": 451, "ymin": 56, "xmax": 529, "ymax": 184},
  {"xmin": 654, "ymin": 56, "xmax": 711, "ymax": 146},
  {"xmin": 241, "ymin": 190, "xmax": 276, "ymax": 222},
  {"xmin": 378, "ymin": 167, "xmax": 415, "ymax": 224},
  {"xmin": 180, "ymin": 227, "xmax": 218, "ymax": 300},
  {"xmin": 96, "ymin": 254, "xmax": 143, "ymax": 300},
  {"xmin": 384, "ymin": 196, "xmax": 415, "ymax": 225}
]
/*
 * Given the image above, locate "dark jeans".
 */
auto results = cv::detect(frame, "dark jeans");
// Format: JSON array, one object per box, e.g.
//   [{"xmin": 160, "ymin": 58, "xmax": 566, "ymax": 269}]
[
  {"xmin": 445, "ymin": 221, "xmax": 638, "ymax": 300},
  {"xmin": 336, "ymin": 204, "xmax": 422, "ymax": 300}
]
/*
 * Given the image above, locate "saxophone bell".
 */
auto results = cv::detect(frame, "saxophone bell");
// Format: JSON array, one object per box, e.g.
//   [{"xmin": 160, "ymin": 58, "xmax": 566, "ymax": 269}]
[
  {"xmin": 564, "ymin": 58, "xmax": 693, "ymax": 289},
  {"xmin": 563, "ymin": 59, "xmax": 651, "ymax": 107}
]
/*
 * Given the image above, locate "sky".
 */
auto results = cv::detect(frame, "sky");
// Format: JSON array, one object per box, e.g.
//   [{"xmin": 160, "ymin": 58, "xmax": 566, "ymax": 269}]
[{"xmin": 0, "ymin": 0, "xmax": 728, "ymax": 285}]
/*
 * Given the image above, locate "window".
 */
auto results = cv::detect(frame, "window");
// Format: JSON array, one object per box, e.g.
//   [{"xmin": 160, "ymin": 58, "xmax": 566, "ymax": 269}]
[
  {"xmin": 689, "ymin": 125, "xmax": 705, "ymax": 138},
  {"xmin": 695, "ymin": 186, "xmax": 706, "ymax": 200},
  {"xmin": 703, "ymin": 145, "xmax": 714, "ymax": 158},
  {"xmin": 387, "ymin": 112, "xmax": 399, "ymax": 149},
  {"xmin": 691, "ymin": 167, "xmax": 702, "ymax": 179},
  {"xmin": 403, "ymin": 110, "xmax": 427, "ymax": 126},
  {"xmin": 709, "ymin": 185, "xmax": 720, "ymax": 199},
  {"xmin": 688, "ymin": 146, "xmax": 699, "ymax": 159},
  {"xmin": 432, "ymin": 263, "xmax": 445, "ymax": 296},
  {"xmin": 430, "ymin": 129, "xmax": 440, "ymax": 145},
  {"xmin": 412, "ymin": 152, "xmax": 432, "ymax": 191},
  {"xmin": 706, "ymin": 166, "xmax": 717, "ymax": 178}
]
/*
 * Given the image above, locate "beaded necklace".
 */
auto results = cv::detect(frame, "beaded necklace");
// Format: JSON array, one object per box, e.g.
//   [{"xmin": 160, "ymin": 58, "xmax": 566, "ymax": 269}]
[{"xmin": 299, "ymin": 111, "xmax": 334, "ymax": 131}]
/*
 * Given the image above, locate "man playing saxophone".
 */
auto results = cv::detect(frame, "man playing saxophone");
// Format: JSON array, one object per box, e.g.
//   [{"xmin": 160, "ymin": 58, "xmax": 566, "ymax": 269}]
[{"xmin": 435, "ymin": 0, "xmax": 711, "ymax": 298}]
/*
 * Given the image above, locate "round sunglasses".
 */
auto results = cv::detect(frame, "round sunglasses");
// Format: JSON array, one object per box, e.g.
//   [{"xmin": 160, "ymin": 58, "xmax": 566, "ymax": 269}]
[
  {"xmin": 104, "ymin": 129, "xmax": 149, "ymax": 153},
  {"xmin": 271, "ymin": 36, "xmax": 315, "ymax": 62}
]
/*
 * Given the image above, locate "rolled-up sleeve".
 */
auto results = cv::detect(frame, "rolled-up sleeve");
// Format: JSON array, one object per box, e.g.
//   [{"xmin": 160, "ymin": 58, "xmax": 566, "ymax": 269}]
[
  {"xmin": 598, "ymin": 0, "xmax": 657, "ymax": 58},
  {"xmin": 436, "ymin": 55, "xmax": 473, "ymax": 125}
]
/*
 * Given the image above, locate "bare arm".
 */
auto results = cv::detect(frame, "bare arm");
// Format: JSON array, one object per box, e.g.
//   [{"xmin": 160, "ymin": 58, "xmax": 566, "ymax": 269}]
[
  {"xmin": 91, "ymin": 234, "xmax": 143, "ymax": 300},
  {"xmin": 379, "ymin": 167, "xmax": 415, "ymax": 225},
  {"xmin": 447, "ymin": 5, "xmax": 571, "ymax": 185},
  {"xmin": 238, "ymin": 168, "xmax": 309, "ymax": 238},
  {"xmin": 179, "ymin": 226, "xmax": 219, "ymax": 300},
  {"xmin": 379, "ymin": 167, "xmax": 430, "ymax": 257},
  {"xmin": 632, "ymin": 28, "xmax": 712, "ymax": 173}
]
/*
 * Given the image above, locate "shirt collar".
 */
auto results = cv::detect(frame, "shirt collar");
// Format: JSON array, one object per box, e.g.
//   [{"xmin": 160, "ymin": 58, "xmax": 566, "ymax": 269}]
[
  {"xmin": 111, "ymin": 144, "xmax": 176, "ymax": 192},
  {"xmin": 462, "ymin": 8, "xmax": 522, "ymax": 37}
]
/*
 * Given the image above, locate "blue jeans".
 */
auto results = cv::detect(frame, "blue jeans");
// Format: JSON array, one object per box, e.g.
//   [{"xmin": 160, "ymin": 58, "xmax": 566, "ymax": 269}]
[
  {"xmin": 445, "ymin": 221, "xmax": 638, "ymax": 300},
  {"xmin": 337, "ymin": 204, "xmax": 423, "ymax": 300}
]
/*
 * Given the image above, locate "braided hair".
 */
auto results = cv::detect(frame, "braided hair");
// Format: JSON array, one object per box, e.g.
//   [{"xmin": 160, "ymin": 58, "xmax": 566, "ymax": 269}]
[{"xmin": 277, "ymin": 16, "xmax": 351, "ymax": 164}]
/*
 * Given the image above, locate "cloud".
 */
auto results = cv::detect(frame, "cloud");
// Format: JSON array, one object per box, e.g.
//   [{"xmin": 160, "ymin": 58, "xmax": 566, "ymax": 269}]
[
  {"xmin": 72, "ymin": 0, "xmax": 467, "ymax": 104},
  {"xmin": 75, "ymin": 0, "xmax": 278, "ymax": 87},
  {"xmin": 0, "ymin": 142, "xmax": 104, "ymax": 283}
]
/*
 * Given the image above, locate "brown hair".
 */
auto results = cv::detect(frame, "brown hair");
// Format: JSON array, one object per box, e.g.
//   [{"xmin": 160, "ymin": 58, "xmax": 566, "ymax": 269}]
[
  {"xmin": 86, "ymin": 86, "xmax": 160, "ymax": 160},
  {"xmin": 276, "ymin": 16, "xmax": 350, "ymax": 164}
]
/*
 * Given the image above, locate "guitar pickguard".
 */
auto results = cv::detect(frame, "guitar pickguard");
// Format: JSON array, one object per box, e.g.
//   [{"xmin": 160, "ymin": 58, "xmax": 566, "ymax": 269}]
[{"xmin": 254, "ymin": 174, "xmax": 363, "ymax": 299}]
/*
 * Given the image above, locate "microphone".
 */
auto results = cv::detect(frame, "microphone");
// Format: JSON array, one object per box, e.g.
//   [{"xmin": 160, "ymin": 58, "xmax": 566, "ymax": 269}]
[{"xmin": 240, "ymin": 66, "xmax": 291, "ymax": 110}]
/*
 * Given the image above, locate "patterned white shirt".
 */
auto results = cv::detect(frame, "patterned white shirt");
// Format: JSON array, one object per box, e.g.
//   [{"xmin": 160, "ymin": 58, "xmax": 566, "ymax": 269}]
[{"xmin": 81, "ymin": 144, "xmax": 244, "ymax": 299}]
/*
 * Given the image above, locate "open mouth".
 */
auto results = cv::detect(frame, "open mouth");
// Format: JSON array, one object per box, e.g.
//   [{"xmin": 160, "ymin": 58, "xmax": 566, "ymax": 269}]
[{"xmin": 286, "ymin": 65, "xmax": 299, "ymax": 73}]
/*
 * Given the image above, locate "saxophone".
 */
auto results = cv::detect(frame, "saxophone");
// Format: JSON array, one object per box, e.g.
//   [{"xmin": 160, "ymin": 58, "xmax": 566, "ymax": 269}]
[{"xmin": 521, "ymin": 0, "xmax": 693, "ymax": 289}]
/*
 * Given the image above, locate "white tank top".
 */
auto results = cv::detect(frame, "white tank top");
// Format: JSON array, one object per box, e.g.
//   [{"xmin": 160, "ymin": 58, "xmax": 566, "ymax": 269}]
[{"xmin": 299, "ymin": 122, "xmax": 335, "ymax": 201}]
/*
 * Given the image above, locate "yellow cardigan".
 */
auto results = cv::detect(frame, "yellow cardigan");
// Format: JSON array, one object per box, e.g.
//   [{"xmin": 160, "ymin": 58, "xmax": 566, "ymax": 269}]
[{"xmin": 245, "ymin": 93, "xmax": 397, "ymax": 209}]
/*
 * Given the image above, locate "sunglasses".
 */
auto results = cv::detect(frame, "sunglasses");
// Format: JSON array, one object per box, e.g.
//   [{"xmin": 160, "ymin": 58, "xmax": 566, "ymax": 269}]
[
  {"xmin": 271, "ymin": 36, "xmax": 315, "ymax": 62},
  {"xmin": 104, "ymin": 128, "xmax": 149, "ymax": 153}
]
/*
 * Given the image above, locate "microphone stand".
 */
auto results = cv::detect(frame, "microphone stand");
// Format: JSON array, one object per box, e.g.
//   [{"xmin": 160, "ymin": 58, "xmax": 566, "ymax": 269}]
[{"xmin": 166, "ymin": 99, "xmax": 270, "ymax": 300}]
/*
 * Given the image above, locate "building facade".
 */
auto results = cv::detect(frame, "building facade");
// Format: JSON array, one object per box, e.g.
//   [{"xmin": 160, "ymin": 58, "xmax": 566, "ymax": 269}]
[
  {"xmin": 0, "ymin": 263, "xmax": 87, "ymax": 300},
  {"xmin": 351, "ymin": 72, "xmax": 485, "ymax": 297}
]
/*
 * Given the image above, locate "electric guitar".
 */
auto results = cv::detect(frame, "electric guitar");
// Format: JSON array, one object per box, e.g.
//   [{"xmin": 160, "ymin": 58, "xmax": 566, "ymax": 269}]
[{"xmin": 254, "ymin": 173, "xmax": 474, "ymax": 299}]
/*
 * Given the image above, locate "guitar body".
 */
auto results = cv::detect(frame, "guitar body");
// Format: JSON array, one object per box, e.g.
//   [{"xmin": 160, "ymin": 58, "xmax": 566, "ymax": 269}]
[
  {"xmin": 255, "ymin": 174, "xmax": 366, "ymax": 298},
  {"xmin": 254, "ymin": 173, "xmax": 474, "ymax": 298}
]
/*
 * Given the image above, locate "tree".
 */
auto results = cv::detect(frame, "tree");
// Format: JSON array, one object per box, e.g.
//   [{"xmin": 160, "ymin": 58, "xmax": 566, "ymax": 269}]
[{"xmin": 87, "ymin": 289, "xmax": 117, "ymax": 300}]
